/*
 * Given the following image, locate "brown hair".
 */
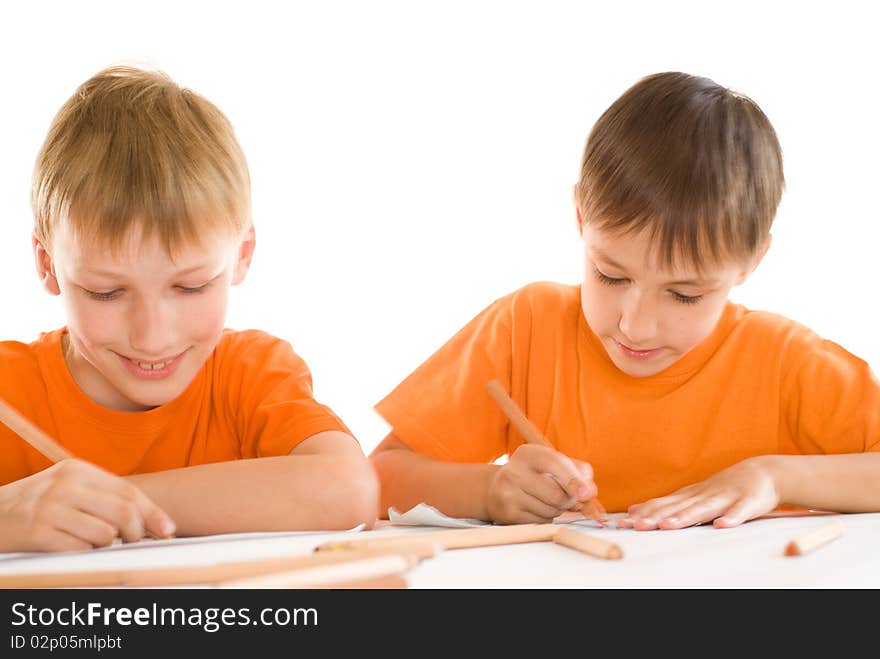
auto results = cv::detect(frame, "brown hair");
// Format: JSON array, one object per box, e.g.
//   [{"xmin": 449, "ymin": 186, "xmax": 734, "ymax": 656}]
[
  {"xmin": 32, "ymin": 66, "xmax": 251, "ymax": 254},
  {"xmin": 575, "ymin": 72, "xmax": 784, "ymax": 271}
]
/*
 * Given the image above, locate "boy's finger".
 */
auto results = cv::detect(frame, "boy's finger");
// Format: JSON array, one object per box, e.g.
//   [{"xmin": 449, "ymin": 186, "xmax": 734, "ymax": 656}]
[
  {"xmin": 27, "ymin": 527, "xmax": 94, "ymax": 553},
  {"xmin": 569, "ymin": 461, "xmax": 597, "ymax": 501},
  {"xmin": 75, "ymin": 478, "xmax": 174, "ymax": 541},
  {"xmin": 562, "ymin": 475, "xmax": 597, "ymax": 502},
  {"xmin": 89, "ymin": 474, "xmax": 176, "ymax": 540},
  {"xmin": 507, "ymin": 509, "xmax": 558, "ymax": 525},
  {"xmin": 75, "ymin": 489, "xmax": 147, "ymax": 543},
  {"xmin": 520, "ymin": 493, "xmax": 568, "ymax": 522},
  {"xmin": 712, "ymin": 498, "xmax": 757, "ymax": 529},
  {"xmin": 580, "ymin": 497, "xmax": 607, "ymax": 521},
  {"xmin": 53, "ymin": 507, "xmax": 119, "ymax": 548},
  {"xmin": 523, "ymin": 448, "xmax": 595, "ymax": 501},
  {"xmin": 521, "ymin": 474, "xmax": 571, "ymax": 517},
  {"xmin": 135, "ymin": 494, "xmax": 176, "ymax": 539},
  {"xmin": 573, "ymin": 460, "xmax": 595, "ymax": 484}
]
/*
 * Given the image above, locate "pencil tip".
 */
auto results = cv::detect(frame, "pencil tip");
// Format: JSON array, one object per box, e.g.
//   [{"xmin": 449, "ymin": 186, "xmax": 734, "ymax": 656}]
[{"xmin": 784, "ymin": 542, "xmax": 800, "ymax": 556}]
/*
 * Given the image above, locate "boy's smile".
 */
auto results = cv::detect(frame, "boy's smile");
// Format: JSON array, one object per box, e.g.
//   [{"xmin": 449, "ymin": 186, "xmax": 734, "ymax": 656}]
[
  {"xmin": 38, "ymin": 222, "xmax": 254, "ymax": 411},
  {"xmin": 614, "ymin": 342, "xmax": 663, "ymax": 360},
  {"xmin": 579, "ymin": 223, "xmax": 759, "ymax": 378},
  {"xmin": 116, "ymin": 348, "xmax": 189, "ymax": 380}
]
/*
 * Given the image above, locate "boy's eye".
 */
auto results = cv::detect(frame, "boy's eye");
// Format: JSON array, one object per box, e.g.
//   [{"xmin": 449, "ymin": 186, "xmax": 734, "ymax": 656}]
[
  {"xmin": 671, "ymin": 291, "xmax": 703, "ymax": 305},
  {"xmin": 593, "ymin": 268, "xmax": 627, "ymax": 286},
  {"xmin": 592, "ymin": 267, "xmax": 704, "ymax": 305},
  {"xmin": 176, "ymin": 283, "xmax": 209, "ymax": 294},
  {"xmin": 84, "ymin": 288, "xmax": 121, "ymax": 301},
  {"xmin": 83, "ymin": 284, "xmax": 210, "ymax": 299}
]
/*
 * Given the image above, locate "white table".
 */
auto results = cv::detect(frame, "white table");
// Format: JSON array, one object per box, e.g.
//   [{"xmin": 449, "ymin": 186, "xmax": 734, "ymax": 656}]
[{"xmin": 0, "ymin": 513, "xmax": 876, "ymax": 588}]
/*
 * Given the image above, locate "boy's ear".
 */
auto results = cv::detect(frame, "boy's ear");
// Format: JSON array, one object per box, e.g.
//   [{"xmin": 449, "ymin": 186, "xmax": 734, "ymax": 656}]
[
  {"xmin": 33, "ymin": 236, "xmax": 61, "ymax": 296},
  {"xmin": 573, "ymin": 184, "xmax": 584, "ymax": 235},
  {"xmin": 231, "ymin": 225, "xmax": 256, "ymax": 286},
  {"xmin": 735, "ymin": 234, "xmax": 772, "ymax": 285}
]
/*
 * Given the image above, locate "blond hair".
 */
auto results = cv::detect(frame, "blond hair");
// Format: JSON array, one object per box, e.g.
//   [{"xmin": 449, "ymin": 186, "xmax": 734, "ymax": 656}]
[
  {"xmin": 32, "ymin": 66, "xmax": 251, "ymax": 254},
  {"xmin": 575, "ymin": 72, "xmax": 784, "ymax": 271}
]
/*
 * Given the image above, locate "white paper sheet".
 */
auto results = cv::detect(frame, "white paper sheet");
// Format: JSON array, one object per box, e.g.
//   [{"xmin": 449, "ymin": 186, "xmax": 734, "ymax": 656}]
[
  {"xmin": 387, "ymin": 502, "xmax": 622, "ymax": 529},
  {"xmin": 388, "ymin": 503, "xmax": 489, "ymax": 528},
  {"xmin": 0, "ymin": 524, "xmax": 366, "ymax": 562}
]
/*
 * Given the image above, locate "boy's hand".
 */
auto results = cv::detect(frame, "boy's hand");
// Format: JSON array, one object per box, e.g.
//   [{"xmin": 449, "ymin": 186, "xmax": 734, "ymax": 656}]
[
  {"xmin": 486, "ymin": 444, "xmax": 597, "ymax": 524},
  {"xmin": 0, "ymin": 459, "xmax": 176, "ymax": 552},
  {"xmin": 617, "ymin": 456, "xmax": 780, "ymax": 530}
]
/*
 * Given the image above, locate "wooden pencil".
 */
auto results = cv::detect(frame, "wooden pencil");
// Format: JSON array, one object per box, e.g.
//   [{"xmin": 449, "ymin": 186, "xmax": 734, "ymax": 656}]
[
  {"xmin": 125, "ymin": 543, "xmax": 435, "ymax": 587},
  {"xmin": 0, "ymin": 395, "xmax": 72, "ymax": 462},
  {"xmin": 485, "ymin": 380, "xmax": 607, "ymax": 524},
  {"xmin": 755, "ymin": 507, "xmax": 836, "ymax": 521},
  {"xmin": 315, "ymin": 523, "xmax": 559, "ymax": 553},
  {"xmin": 0, "ymin": 542, "xmax": 441, "ymax": 589},
  {"xmin": 218, "ymin": 553, "xmax": 417, "ymax": 589},
  {"xmin": 553, "ymin": 525, "xmax": 623, "ymax": 560},
  {"xmin": 0, "ymin": 570, "xmax": 124, "ymax": 589},
  {"xmin": 783, "ymin": 520, "xmax": 844, "ymax": 557}
]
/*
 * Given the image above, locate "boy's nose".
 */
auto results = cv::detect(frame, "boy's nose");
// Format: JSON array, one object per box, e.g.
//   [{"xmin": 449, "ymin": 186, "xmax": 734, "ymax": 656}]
[
  {"xmin": 128, "ymin": 301, "xmax": 177, "ymax": 358},
  {"xmin": 618, "ymin": 295, "xmax": 658, "ymax": 347}
]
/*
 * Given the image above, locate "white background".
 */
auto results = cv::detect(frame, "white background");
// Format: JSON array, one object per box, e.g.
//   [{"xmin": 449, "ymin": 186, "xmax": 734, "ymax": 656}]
[{"xmin": 1, "ymin": 1, "xmax": 877, "ymax": 455}]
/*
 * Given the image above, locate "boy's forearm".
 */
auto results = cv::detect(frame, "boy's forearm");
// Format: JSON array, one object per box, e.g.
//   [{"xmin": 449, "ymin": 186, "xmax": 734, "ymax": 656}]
[
  {"xmin": 765, "ymin": 453, "xmax": 880, "ymax": 512},
  {"xmin": 127, "ymin": 455, "xmax": 379, "ymax": 536},
  {"xmin": 371, "ymin": 448, "xmax": 500, "ymax": 521}
]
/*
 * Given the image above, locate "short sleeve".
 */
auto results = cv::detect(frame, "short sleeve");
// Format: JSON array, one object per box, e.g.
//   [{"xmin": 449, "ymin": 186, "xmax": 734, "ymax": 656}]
[
  {"xmin": 375, "ymin": 293, "xmax": 518, "ymax": 463},
  {"xmin": 783, "ymin": 334, "xmax": 880, "ymax": 454},
  {"xmin": 220, "ymin": 331, "xmax": 351, "ymax": 457}
]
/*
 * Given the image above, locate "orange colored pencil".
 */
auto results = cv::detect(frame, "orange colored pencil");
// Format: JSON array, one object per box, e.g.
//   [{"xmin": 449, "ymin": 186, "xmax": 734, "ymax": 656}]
[
  {"xmin": 218, "ymin": 553, "xmax": 417, "ymax": 589},
  {"xmin": 315, "ymin": 523, "xmax": 559, "ymax": 552},
  {"xmin": 486, "ymin": 380, "xmax": 607, "ymax": 524},
  {"xmin": 0, "ymin": 395, "xmax": 72, "ymax": 463},
  {"xmin": 783, "ymin": 520, "xmax": 844, "ymax": 557},
  {"xmin": 553, "ymin": 525, "xmax": 622, "ymax": 560}
]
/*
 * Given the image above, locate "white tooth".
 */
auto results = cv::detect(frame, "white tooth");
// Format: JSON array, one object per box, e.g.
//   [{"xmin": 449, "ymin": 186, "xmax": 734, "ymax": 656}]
[{"xmin": 135, "ymin": 360, "xmax": 168, "ymax": 370}]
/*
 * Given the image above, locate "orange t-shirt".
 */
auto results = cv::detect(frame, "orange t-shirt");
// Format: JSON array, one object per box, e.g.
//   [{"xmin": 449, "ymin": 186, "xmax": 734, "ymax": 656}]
[
  {"xmin": 0, "ymin": 328, "xmax": 350, "ymax": 485},
  {"xmin": 375, "ymin": 282, "xmax": 880, "ymax": 512}
]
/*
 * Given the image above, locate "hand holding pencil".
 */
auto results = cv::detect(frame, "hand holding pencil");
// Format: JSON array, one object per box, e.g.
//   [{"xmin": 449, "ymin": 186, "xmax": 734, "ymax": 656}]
[
  {"xmin": 485, "ymin": 380, "xmax": 607, "ymax": 525},
  {"xmin": 0, "ymin": 395, "xmax": 175, "ymax": 553}
]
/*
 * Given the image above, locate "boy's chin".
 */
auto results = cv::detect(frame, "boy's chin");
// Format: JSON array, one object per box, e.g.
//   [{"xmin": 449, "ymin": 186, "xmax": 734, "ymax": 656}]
[
  {"xmin": 608, "ymin": 354, "xmax": 675, "ymax": 378},
  {"xmin": 114, "ymin": 380, "xmax": 190, "ymax": 411}
]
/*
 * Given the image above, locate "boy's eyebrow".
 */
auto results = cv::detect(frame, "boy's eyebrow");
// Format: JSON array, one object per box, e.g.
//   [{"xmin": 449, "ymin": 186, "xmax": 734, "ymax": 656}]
[
  {"xmin": 591, "ymin": 249, "xmax": 720, "ymax": 287},
  {"xmin": 83, "ymin": 264, "xmax": 215, "ymax": 278}
]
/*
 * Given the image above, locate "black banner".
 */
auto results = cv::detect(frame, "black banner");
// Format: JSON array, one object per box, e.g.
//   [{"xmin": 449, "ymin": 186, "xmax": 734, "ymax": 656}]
[{"xmin": 0, "ymin": 587, "xmax": 857, "ymax": 653}]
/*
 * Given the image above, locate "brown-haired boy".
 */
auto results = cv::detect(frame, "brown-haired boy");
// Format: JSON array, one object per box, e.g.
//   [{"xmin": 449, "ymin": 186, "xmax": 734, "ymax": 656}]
[
  {"xmin": 371, "ymin": 72, "xmax": 880, "ymax": 529},
  {"xmin": 0, "ymin": 66, "xmax": 378, "ymax": 552}
]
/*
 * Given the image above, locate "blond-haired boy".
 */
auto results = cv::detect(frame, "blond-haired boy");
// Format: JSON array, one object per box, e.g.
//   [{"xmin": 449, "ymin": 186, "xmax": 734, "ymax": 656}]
[
  {"xmin": 0, "ymin": 66, "xmax": 378, "ymax": 552},
  {"xmin": 371, "ymin": 72, "xmax": 880, "ymax": 529}
]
